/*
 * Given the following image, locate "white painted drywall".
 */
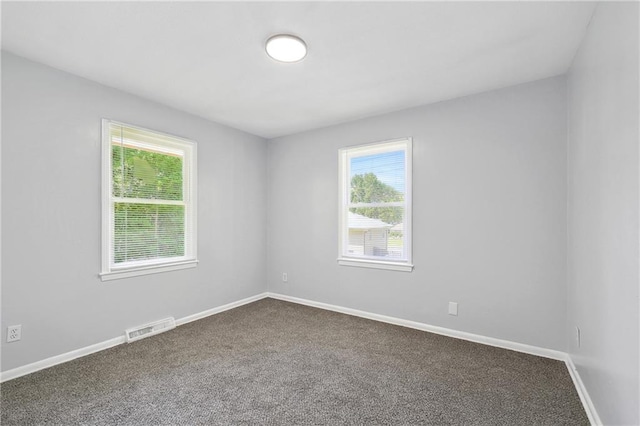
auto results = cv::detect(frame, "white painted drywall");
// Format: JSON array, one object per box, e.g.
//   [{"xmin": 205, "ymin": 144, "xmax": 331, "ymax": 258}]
[
  {"xmin": 567, "ymin": 3, "xmax": 640, "ymax": 425},
  {"xmin": 267, "ymin": 77, "xmax": 568, "ymax": 351},
  {"xmin": 1, "ymin": 52, "xmax": 267, "ymax": 372}
]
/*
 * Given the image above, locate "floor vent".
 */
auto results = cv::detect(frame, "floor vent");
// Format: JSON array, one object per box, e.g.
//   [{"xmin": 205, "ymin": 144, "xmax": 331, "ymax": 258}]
[{"xmin": 125, "ymin": 317, "xmax": 176, "ymax": 343}]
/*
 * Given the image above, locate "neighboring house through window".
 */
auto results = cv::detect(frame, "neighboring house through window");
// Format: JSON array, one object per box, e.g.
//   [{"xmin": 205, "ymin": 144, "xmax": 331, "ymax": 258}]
[
  {"xmin": 338, "ymin": 138, "xmax": 413, "ymax": 271},
  {"xmin": 100, "ymin": 120, "xmax": 197, "ymax": 281}
]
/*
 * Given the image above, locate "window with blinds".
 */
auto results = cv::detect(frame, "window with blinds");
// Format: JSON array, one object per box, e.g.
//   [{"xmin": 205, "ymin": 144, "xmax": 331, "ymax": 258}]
[
  {"xmin": 101, "ymin": 120, "xmax": 197, "ymax": 281},
  {"xmin": 338, "ymin": 138, "xmax": 413, "ymax": 272}
]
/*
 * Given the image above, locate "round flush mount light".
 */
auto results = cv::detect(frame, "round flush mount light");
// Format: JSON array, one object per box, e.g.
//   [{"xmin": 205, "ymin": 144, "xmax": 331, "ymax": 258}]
[{"xmin": 265, "ymin": 34, "xmax": 307, "ymax": 63}]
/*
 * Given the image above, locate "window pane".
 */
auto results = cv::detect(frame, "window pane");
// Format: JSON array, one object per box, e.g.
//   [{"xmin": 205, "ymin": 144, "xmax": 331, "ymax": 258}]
[
  {"xmin": 348, "ymin": 150, "xmax": 406, "ymax": 259},
  {"xmin": 348, "ymin": 207, "xmax": 404, "ymax": 259},
  {"xmin": 350, "ymin": 150, "xmax": 405, "ymax": 203},
  {"xmin": 112, "ymin": 146, "xmax": 183, "ymax": 201},
  {"xmin": 114, "ymin": 203, "xmax": 185, "ymax": 264}
]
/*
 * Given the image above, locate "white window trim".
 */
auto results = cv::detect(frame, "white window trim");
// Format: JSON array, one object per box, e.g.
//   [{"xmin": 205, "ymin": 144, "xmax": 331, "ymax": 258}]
[
  {"xmin": 337, "ymin": 137, "xmax": 413, "ymax": 272},
  {"xmin": 100, "ymin": 119, "xmax": 198, "ymax": 281}
]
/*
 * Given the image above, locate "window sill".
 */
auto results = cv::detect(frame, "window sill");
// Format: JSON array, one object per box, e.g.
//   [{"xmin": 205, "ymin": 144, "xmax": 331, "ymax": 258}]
[
  {"xmin": 337, "ymin": 258, "xmax": 413, "ymax": 272},
  {"xmin": 100, "ymin": 260, "xmax": 198, "ymax": 281}
]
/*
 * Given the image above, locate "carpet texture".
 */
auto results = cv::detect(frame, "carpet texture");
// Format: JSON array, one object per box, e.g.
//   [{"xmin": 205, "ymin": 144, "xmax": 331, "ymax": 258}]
[{"xmin": 1, "ymin": 298, "xmax": 588, "ymax": 425}]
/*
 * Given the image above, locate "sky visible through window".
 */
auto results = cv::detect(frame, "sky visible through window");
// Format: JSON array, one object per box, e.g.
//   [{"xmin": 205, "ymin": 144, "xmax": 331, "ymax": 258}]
[{"xmin": 350, "ymin": 150, "xmax": 405, "ymax": 192}]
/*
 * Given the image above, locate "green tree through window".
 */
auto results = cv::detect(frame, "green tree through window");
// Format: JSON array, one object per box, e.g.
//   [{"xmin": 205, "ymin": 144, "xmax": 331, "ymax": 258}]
[
  {"xmin": 350, "ymin": 172, "xmax": 404, "ymax": 225},
  {"xmin": 112, "ymin": 146, "xmax": 185, "ymax": 263}
]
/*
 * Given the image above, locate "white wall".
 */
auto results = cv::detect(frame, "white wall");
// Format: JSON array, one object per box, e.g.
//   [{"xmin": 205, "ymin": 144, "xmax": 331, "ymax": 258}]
[
  {"xmin": 1, "ymin": 52, "xmax": 267, "ymax": 372},
  {"xmin": 267, "ymin": 77, "xmax": 568, "ymax": 351},
  {"xmin": 567, "ymin": 3, "xmax": 639, "ymax": 425}
]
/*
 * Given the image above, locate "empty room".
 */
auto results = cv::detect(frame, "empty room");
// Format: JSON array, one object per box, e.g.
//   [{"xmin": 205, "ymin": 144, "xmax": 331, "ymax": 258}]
[{"xmin": 1, "ymin": 1, "xmax": 638, "ymax": 425}]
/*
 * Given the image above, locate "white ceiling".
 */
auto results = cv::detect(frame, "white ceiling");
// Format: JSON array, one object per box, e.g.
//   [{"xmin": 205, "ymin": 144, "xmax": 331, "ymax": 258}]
[{"xmin": 2, "ymin": 1, "xmax": 595, "ymax": 139}]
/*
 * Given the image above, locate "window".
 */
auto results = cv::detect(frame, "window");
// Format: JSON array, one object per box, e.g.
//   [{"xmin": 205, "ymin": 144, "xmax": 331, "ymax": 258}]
[
  {"xmin": 100, "ymin": 120, "xmax": 197, "ymax": 281},
  {"xmin": 338, "ymin": 138, "xmax": 413, "ymax": 271}
]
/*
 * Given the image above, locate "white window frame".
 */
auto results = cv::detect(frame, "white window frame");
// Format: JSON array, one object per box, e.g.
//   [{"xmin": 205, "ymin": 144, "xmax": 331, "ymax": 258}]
[
  {"xmin": 338, "ymin": 137, "xmax": 413, "ymax": 272},
  {"xmin": 100, "ymin": 119, "xmax": 198, "ymax": 281}
]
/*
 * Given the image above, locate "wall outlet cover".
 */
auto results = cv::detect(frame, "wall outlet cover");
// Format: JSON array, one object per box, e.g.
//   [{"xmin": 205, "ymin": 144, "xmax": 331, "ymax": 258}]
[
  {"xmin": 7, "ymin": 325, "xmax": 22, "ymax": 342},
  {"xmin": 448, "ymin": 302, "xmax": 458, "ymax": 316}
]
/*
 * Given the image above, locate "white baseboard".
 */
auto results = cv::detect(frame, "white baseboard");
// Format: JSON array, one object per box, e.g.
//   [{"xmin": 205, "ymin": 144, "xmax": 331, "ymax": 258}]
[
  {"xmin": 175, "ymin": 292, "xmax": 269, "ymax": 326},
  {"xmin": 267, "ymin": 292, "xmax": 566, "ymax": 360},
  {"xmin": 0, "ymin": 336, "xmax": 125, "ymax": 383},
  {"xmin": 0, "ymin": 292, "xmax": 270, "ymax": 383},
  {"xmin": 565, "ymin": 355, "xmax": 602, "ymax": 425}
]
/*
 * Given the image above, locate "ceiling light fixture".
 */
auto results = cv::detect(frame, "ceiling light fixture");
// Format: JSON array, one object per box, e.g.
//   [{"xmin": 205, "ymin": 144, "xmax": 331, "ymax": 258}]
[{"xmin": 265, "ymin": 34, "xmax": 307, "ymax": 63}]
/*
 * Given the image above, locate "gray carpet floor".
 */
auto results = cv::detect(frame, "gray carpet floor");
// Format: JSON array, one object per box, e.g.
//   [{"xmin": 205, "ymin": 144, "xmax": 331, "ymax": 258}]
[{"xmin": 1, "ymin": 298, "xmax": 588, "ymax": 425}]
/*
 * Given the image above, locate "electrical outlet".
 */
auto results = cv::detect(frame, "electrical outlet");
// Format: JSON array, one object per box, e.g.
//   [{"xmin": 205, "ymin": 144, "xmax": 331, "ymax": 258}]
[
  {"xmin": 282, "ymin": 272, "xmax": 288, "ymax": 282},
  {"xmin": 448, "ymin": 302, "xmax": 458, "ymax": 316},
  {"xmin": 7, "ymin": 325, "xmax": 21, "ymax": 343},
  {"xmin": 576, "ymin": 326, "xmax": 581, "ymax": 348}
]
